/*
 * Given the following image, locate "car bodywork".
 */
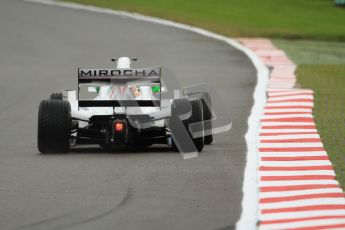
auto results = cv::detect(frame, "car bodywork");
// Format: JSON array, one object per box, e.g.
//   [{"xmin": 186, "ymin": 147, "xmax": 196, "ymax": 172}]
[{"xmin": 37, "ymin": 57, "xmax": 213, "ymax": 155}]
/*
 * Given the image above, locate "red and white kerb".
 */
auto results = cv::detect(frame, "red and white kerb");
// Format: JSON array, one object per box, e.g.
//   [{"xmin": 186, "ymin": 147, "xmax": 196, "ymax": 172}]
[{"xmin": 239, "ymin": 38, "xmax": 345, "ymax": 230}]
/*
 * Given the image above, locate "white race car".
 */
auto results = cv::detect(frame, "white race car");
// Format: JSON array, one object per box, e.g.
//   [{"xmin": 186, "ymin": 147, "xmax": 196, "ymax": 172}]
[{"xmin": 37, "ymin": 57, "xmax": 213, "ymax": 154}]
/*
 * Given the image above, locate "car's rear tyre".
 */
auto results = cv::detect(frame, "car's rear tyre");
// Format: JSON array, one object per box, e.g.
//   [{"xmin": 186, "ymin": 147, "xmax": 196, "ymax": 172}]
[
  {"xmin": 200, "ymin": 92, "xmax": 213, "ymax": 144},
  {"xmin": 171, "ymin": 98, "xmax": 204, "ymax": 152},
  {"xmin": 37, "ymin": 99, "xmax": 71, "ymax": 153},
  {"xmin": 188, "ymin": 92, "xmax": 213, "ymax": 144},
  {"xmin": 50, "ymin": 92, "xmax": 63, "ymax": 100},
  {"xmin": 185, "ymin": 99, "xmax": 204, "ymax": 152}
]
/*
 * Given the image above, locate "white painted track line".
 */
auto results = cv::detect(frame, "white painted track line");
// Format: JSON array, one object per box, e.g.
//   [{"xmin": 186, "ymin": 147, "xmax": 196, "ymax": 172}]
[
  {"xmin": 259, "ymin": 134, "xmax": 320, "ymax": 140},
  {"xmin": 259, "ymin": 219, "xmax": 345, "ymax": 230},
  {"xmin": 259, "ymin": 188, "xmax": 342, "ymax": 198},
  {"xmin": 259, "ymin": 151, "xmax": 328, "ymax": 157},
  {"xmin": 260, "ymin": 198, "xmax": 345, "ymax": 210},
  {"xmin": 259, "ymin": 210, "xmax": 345, "ymax": 221},
  {"xmin": 258, "ymin": 142, "xmax": 323, "ymax": 148}
]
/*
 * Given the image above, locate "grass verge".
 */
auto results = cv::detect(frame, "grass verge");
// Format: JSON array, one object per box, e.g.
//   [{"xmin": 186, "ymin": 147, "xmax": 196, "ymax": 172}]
[
  {"xmin": 274, "ymin": 40, "xmax": 345, "ymax": 189},
  {"xmin": 298, "ymin": 65, "xmax": 345, "ymax": 188},
  {"xmin": 65, "ymin": 0, "xmax": 345, "ymax": 41}
]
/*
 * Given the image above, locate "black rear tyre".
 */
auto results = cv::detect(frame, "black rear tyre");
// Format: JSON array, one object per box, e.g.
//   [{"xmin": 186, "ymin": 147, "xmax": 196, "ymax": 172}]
[
  {"xmin": 185, "ymin": 99, "xmax": 204, "ymax": 152},
  {"xmin": 171, "ymin": 98, "xmax": 204, "ymax": 152},
  {"xmin": 200, "ymin": 92, "xmax": 213, "ymax": 144},
  {"xmin": 50, "ymin": 93, "xmax": 63, "ymax": 100},
  {"xmin": 188, "ymin": 92, "xmax": 213, "ymax": 144},
  {"xmin": 37, "ymin": 99, "xmax": 71, "ymax": 153}
]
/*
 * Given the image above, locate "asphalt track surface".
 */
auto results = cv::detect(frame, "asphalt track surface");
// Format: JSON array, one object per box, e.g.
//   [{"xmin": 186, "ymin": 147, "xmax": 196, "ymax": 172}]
[{"xmin": 0, "ymin": 0, "xmax": 256, "ymax": 229}]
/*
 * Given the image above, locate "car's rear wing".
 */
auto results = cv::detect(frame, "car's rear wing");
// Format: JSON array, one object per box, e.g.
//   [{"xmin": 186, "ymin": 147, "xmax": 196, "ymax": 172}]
[{"xmin": 77, "ymin": 67, "xmax": 161, "ymax": 108}]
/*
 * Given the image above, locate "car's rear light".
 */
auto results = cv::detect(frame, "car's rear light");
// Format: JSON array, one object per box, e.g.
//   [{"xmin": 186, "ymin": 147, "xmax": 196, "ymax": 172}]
[
  {"xmin": 114, "ymin": 122, "xmax": 124, "ymax": 132},
  {"xmin": 112, "ymin": 120, "xmax": 127, "ymax": 144}
]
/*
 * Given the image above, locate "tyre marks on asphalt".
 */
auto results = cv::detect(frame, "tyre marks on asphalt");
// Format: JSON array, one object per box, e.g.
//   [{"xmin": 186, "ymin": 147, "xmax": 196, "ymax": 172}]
[
  {"xmin": 239, "ymin": 39, "xmax": 345, "ymax": 230},
  {"xmin": 14, "ymin": 189, "xmax": 133, "ymax": 230}
]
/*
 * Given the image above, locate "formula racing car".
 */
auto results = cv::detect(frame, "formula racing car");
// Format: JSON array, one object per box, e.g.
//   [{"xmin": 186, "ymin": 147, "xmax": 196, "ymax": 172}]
[{"xmin": 37, "ymin": 57, "xmax": 213, "ymax": 155}]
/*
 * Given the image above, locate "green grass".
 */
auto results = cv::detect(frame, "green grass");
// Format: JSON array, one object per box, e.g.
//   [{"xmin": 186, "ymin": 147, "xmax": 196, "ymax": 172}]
[
  {"xmin": 274, "ymin": 40, "xmax": 345, "ymax": 65},
  {"xmin": 274, "ymin": 40, "xmax": 345, "ymax": 189},
  {"xmin": 65, "ymin": 0, "xmax": 345, "ymax": 41},
  {"xmin": 297, "ymin": 65, "xmax": 345, "ymax": 188}
]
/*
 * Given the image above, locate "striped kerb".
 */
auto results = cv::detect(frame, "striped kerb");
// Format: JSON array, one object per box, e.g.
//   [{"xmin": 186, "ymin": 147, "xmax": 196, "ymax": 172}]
[{"xmin": 238, "ymin": 38, "xmax": 345, "ymax": 230}]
